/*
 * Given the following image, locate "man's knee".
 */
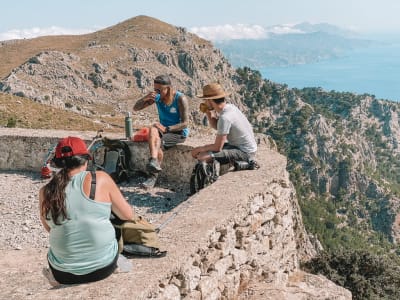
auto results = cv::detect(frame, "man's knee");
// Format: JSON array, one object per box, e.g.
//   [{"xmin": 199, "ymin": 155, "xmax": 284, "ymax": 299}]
[{"xmin": 149, "ymin": 127, "xmax": 160, "ymax": 139}]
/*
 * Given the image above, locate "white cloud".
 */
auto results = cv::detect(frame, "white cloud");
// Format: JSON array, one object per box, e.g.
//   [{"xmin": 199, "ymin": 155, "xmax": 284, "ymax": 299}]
[
  {"xmin": 268, "ymin": 24, "xmax": 304, "ymax": 35},
  {"xmin": 0, "ymin": 26, "xmax": 96, "ymax": 41},
  {"xmin": 189, "ymin": 23, "xmax": 307, "ymax": 41},
  {"xmin": 189, "ymin": 24, "xmax": 268, "ymax": 41},
  {"xmin": 0, "ymin": 23, "xmax": 305, "ymax": 42}
]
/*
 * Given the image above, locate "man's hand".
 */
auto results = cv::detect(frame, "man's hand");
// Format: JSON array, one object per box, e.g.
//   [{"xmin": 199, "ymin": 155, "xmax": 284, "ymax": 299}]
[
  {"xmin": 196, "ymin": 151, "xmax": 210, "ymax": 161},
  {"xmin": 143, "ymin": 92, "xmax": 157, "ymax": 105},
  {"xmin": 191, "ymin": 147, "xmax": 202, "ymax": 159},
  {"xmin": 153, "ymin": 123, "xmax": 167, "ymax": 133},
  {"xmin": 133, "ymin": 92, "xmax": 156, "ymax": 111}
]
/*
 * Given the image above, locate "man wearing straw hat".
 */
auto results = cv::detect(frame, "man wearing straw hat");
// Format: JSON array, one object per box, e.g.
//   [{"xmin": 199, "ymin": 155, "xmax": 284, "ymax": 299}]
[{"xmin": 191, "ymin": 83, "xmax": 257, "ymax": 166}]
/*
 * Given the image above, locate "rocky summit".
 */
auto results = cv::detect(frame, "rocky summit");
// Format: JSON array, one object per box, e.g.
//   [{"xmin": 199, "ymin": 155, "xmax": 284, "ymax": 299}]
[{"xmin": 0, "ymin": 15, "xmax": 243, "ymax": 128}]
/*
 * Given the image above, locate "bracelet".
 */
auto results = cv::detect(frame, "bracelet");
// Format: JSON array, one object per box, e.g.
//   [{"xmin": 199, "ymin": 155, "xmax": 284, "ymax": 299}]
[{"xmin": 165, "ymin": 126, "xmax": 170, "ymax": 133}]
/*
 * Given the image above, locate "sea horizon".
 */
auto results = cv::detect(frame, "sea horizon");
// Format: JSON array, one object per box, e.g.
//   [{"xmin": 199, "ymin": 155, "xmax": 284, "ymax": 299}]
[{"xmin": 260, "ymin": 41, "xmax": 400, "ymax": 102}]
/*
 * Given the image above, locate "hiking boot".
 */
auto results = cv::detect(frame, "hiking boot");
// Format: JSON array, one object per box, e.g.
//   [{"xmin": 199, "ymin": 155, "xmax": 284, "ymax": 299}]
[
  {"xmin": 141, "ymin": 175, "xmax": 157, "ymax": 189},
  {"xmin": 146, "ymin": 158, "xmax": 162, "ymax": 173},
  {"xmin": 213, "ymin": 160, "xmax": 220, "ymax": 181}
]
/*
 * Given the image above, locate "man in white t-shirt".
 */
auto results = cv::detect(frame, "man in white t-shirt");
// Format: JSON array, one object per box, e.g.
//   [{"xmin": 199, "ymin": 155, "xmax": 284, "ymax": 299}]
[{"xmin": 191, "ymin": 83, "xmax": 257, "ymax": 166}]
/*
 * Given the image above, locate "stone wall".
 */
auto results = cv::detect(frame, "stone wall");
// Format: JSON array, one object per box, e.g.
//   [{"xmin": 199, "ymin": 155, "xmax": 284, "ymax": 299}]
[
  {"xmin": 153, "ymin": 172, "xmax": 349, "ymax": 299},
  {"xmin": 157, "ymin": 180, "xmax": 300, "ymax": 299},
  {"xmin": 0, "ymin": 128, "xmax": 199, "ymax": 184},
  {"xmin": 0, "ymin": 128, "xmax": 106, "ymax": 172}
]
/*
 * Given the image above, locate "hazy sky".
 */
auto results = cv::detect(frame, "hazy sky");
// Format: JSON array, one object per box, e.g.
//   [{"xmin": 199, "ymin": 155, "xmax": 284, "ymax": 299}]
[{"xmin": 1, "ymin": 0, "xmax": 399, "ymax": 41}]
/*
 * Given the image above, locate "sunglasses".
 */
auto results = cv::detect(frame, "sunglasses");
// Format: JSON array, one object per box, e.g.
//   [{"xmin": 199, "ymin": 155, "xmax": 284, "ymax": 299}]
[{"xmin": 154, "ymin": 86, "xmax": 169, "ymax": 94}]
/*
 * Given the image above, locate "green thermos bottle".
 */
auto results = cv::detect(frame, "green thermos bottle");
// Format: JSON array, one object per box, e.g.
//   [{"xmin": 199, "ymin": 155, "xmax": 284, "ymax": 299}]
[{"xmin": 125, "ymin": 111, "xmax": 133, "ymax": 139}]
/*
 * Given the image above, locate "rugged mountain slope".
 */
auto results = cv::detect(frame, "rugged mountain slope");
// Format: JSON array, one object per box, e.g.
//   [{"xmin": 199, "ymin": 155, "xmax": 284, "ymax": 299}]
[
  {"xmin": 236, "ymin": 67, "xmax": 400, "ymax": 252},
  {"xmin": 0, "ymin": 15, "xmax": 240, "ymax": 130}
]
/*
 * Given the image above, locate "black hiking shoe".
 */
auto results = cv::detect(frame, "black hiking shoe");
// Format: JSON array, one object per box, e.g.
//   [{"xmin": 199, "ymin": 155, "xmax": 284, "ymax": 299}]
[
  {"xmin": 141, "ymin": 175, "xmax": 158, "ymax": 189},
  {"xmin": 146, "ymin": 158, "xmax": 162, "ymax": 173}
]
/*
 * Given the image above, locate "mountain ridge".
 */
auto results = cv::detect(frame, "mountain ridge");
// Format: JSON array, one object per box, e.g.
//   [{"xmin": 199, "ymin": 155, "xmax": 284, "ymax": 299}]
[
  {"xmin": 214, "ymin": 22, "xmax": 373, "ymax": 68},
  {"xmin": 0, "ymin": 15, "xmax": 238, "ymax": 132}
]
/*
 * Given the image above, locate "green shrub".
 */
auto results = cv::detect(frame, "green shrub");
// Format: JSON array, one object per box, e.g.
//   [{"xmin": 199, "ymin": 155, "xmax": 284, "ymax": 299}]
[
  {"xmin": 303, "ymin": 249, "xmax": 400, "ymax": 300},
  {"xmin": 6, "ymin": 117, "xmax": 17, "ymax": 128}
]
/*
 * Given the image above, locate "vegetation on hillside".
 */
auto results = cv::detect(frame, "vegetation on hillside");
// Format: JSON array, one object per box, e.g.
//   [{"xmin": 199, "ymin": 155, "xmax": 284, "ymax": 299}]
[
  {"xmin": 303, "ymin": 249, "xmax": 400, "ymax": 300},
  {"xmin": 0, "ymin": 92, "xmax": 123, "ymax": 132},
  {"xmin": 235, "ymin": 66, "xmax": 400, "ymax": 298}
]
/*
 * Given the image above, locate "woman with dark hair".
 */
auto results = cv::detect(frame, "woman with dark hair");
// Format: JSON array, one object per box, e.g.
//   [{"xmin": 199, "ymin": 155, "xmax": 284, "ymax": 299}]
[{"xmin": 39, "ymin": 136, "xmax": 133, "ymax": 286}]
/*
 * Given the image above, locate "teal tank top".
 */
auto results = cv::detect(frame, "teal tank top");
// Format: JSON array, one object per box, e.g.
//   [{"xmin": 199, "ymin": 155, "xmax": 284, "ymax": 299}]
[
  {"xmin": 155, "ymin": 91, "xmax": 189, "ymax": 137},
  {"xmin": 47, "ymin": 171, "xmax": 118, "ymax": 275}
]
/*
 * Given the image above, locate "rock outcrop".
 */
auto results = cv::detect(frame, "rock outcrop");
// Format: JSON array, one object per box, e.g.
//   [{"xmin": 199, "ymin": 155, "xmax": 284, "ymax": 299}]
[{"xmin": 0, "ymin": 16, "xmax": 243, "ymax": 122}]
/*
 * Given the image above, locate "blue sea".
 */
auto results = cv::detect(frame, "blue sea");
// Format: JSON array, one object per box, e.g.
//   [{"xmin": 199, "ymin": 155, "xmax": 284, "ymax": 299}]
[{"xmin": 260, "ymin": 42, "xmax": 400, "ymax": 102}]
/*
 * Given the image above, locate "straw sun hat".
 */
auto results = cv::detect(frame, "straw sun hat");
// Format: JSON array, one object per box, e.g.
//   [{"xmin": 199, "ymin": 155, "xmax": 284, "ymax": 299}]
[{"xmin": 196, "ymin": 83, "xmax": 230, "ymax": 99}]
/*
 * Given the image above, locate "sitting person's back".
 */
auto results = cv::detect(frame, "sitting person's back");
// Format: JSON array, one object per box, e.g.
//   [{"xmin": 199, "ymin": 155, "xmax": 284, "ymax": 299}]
[
  {"xmin": 47, "ymin": 171, "xmax": 118, "ymax": 275},
  {"xmin": 39, "ymin": 136, "xmax": 133, "ymax": 286}
]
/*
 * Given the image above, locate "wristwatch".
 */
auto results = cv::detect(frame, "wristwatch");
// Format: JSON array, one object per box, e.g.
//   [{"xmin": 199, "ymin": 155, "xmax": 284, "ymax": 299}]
[{"xmin": 165, "ymin": 126, "xmax": 170, "ymax": 133}]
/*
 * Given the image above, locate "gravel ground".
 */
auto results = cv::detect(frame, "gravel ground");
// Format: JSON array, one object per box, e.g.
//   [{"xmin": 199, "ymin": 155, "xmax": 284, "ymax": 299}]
[{"xmin": 0, "ymin": 170, "xmax": 190, "ymax": 251}]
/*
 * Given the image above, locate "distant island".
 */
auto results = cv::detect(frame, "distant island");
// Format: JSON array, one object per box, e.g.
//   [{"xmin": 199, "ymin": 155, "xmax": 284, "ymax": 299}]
[{"xmin": 214, "ymin": 22, "xmax": 375, "ymax": 68}]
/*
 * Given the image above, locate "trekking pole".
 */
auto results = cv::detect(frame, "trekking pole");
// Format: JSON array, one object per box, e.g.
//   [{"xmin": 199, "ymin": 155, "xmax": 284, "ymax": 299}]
[
  {"xmin": 155, "ymin": 212, "xmax": 178, "ymax": 233},
  {"xmin": 41, "ymin": 144, "xmax": 57, "ymax": 178},
  {"xmin": 87, "ymin": 129, "xmax": 106, "ymax": 171}
]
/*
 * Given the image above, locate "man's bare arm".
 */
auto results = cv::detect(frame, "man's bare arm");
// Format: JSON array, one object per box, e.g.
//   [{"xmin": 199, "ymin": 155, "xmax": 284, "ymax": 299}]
[
  {"xmin": 205, "ymin": 110, "xmax": 218, "ymax": 129},
  {"xmin": 133, "ymin": 92, "xmax": 156, "ymax": 111}
]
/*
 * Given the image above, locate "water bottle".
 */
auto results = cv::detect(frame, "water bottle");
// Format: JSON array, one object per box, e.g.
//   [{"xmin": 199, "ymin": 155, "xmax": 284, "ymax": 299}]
[{"xmin": 125, "ymin": 112, "xmax": 133, "ymax": 139}]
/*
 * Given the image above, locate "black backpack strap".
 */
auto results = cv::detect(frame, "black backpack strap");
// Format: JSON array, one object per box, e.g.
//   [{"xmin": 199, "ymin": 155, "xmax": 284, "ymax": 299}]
[{"xmin": 89, "ymin": 171, "xmax": 96, "ymax": 200}]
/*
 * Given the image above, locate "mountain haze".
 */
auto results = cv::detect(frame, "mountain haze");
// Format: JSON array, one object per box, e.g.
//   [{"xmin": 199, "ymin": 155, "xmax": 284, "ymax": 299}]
[{"xmin": 215, "ymin": 23, "xmax": 373, "ymax": 68}]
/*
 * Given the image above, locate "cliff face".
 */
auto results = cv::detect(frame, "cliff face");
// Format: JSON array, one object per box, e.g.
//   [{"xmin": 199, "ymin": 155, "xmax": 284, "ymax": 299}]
[{"xmin": 238, "ymin": 69, "xmax": 400, "ymax": 249}]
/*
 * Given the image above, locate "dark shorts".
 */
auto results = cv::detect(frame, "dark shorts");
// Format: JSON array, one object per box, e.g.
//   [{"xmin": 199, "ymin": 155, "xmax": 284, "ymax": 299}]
[
  {"xmin": 213, "ymin": 144, "xmax": 253, "ymax": 164},
  {"xmin": 49, "ymin": 252, "xmax": 118, "ymax": 285},
  {"xmin": 157, "ymin": 129, "xmax": 186, "ymax": 150}
]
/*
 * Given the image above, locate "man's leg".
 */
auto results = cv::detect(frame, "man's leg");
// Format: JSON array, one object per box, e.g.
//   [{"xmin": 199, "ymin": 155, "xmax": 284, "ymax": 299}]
[
  {"xmin": 213, "ymin": 147, "xmax": 249, "ymax": 164},
  {"xmin": 158, "ymin": 148, "xmax": 164, "ymax": 166},
  {"xmin": 147, "ymin": 127, "xmax": 162, "ymax": 173},
  {"xmin": 142, "ymin": 131, "xmax": 185, "ymax": 189},
  {"xmin": 196, "ymin": 144, "xmax": 249, "ymax": 165},
  {"xmin": 149, "ymin": 126, "xmax": 161, "ymax": 160}
]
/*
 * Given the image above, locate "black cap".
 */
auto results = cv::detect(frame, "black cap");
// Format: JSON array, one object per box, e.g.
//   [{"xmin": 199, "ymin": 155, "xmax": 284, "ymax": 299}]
[{"xmin": 154, "ymin": 75, "xmax": 171, "ymax": 85}]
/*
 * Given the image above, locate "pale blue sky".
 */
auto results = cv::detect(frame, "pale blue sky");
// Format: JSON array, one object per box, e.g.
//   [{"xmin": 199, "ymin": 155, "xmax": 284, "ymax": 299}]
[{"xmin": 1, "ymin": 0, "xmax": 399, "ymax": 41}]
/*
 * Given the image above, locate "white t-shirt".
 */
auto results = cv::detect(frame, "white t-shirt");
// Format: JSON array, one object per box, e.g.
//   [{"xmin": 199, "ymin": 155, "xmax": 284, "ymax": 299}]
[{"xmin": 217, "ymin": 104, "xmax": 257, "ymax": 153}]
